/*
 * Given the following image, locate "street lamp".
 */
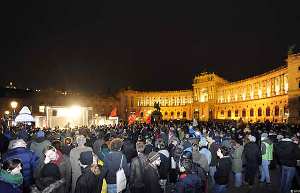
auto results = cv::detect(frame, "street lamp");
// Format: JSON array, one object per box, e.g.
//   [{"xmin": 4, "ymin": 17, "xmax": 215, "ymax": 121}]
[{"xmin": 10, "ymin": 101, "xmax": 18, "ymax": 121}]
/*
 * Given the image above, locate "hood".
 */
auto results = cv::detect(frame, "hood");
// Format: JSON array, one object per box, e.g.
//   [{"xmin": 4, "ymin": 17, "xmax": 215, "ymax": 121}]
[{"xmin": 0, "ymin": 169, "xmax": 23, "ymax": 188}]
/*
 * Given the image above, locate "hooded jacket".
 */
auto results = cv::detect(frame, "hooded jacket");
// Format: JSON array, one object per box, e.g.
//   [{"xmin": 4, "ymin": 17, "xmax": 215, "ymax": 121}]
[
  {"xmin": 276, "ymin": 138, "xmax": 300, "ymax": 167},
  {"xmin": 3, "ymin": 147, "xmax": 38, "ymax": 187}
]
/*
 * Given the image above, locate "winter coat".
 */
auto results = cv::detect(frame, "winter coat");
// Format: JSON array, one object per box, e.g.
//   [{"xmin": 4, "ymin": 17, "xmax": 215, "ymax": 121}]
[
  {"xmin": 175, "ymin": 173, "xmax": 202, "ymax": 193},
  {"xmin": 0, "ymin": 170, "xmax": 23, "ymax": 193},
  {"xmin": 209, "ymin": 142, "xmax": 219, "ymax": 167},
  {"xmin": 242, "ymin": 142, "xmax": 262, "ymax": 168},
  {"xmin": 144, "ymin": 164, "xmax": 163, "ymax": 193},
  {"xmin": 130, "ymin": 153, "xmax": 147, "ymax": 190},
  {"xmin": 231, "ymin": 145, "xmax": 244, "ymax": 173},
  {"xmin": 99, "ymin": 151, "xmax": 130, "ymax": 185},
  {"xmin": 158, "ymin": 149, "xmax": 171, "ymax": 179},
  {"xmin": 214, "ymin": 156, "xmax": 232, "ymax": 185},
  {"xmin": 3, "ymin": 147, "xmax": 38, "ymax": 187},
  {"xmin": 70, "ymin": 146, "xmax": 93, "ymax": 193},
  {"xmin": 31, "ymin": 178, "xmax": 65, "ymax": 193},
  {"xmin": 74, "ymin": 167, "xmax": 99, "ymax": 193},
  {"xmin": 0, "ymin": 181, "xmax": 22, "ymax": 193},
  {"xmin": 192, "ymin": 148, "xmax": 209, "ymax": 173},
  {"xmin": 276, "ymin": 139, "xmax": 300, "ymax": 167},
  {"xmin": 30, "ymin": 138, "xmax": 51, "ymax": 163},
  {"xmin": 93, "ymin": 138, "xmax": 104, "ymax": 158}
]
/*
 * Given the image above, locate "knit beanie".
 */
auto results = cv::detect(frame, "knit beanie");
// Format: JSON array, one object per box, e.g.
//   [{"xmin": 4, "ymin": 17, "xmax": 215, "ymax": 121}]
[
  {"xmin": 41, "ymin": 163, "xmax": 61, "ymax": 180},
  {"xmin": 79, "ymin": 151, "xmax": 93, "ymax": 166}
]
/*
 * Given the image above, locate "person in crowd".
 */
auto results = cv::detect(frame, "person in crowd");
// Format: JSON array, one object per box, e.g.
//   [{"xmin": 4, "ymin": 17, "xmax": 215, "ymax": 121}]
[
  {"xmin": 0, "ymin": 158, "xmax": 23, "ymax": 193},
  {"xmin": 122, "ymin": 134, "xmax": 137, "ymax": 163},
  {"xmin": 61, "ymin": 137, "xmax": 75, "ymax": 156},
  {"xmin": 35, "ymin": 145, "xmax": 71, "ymax": 193},
  {"xmin": 99, "ymin": 138, "xmax": 129, "ymax": 193},
  {"xmin": 230, "ymin": 139, "xmax": 244, "ymax": 187},
  {"xmin": 74, "ymin": 151, "xmax": 100, "ymax": 193},
  {"xmin": 242, "ymin": 135, "xmax": 262, "ymax": 187},
  {"xmin": 98, "ymin": 143, "xmax": 110, "ymax": 162},
  {"xmin": 30, "ymin": 130, "xmax": 51, "ymax": 165},
  {"xmin": 260, "ymin": 133, "xmax": 273, "ymax": 184},
  {"xmin": 70, "ymin": 135, "xmax": 93, "ymax": 193},
  {"xmin": 130, "ymin": 141, "xmax": 147, "ymax": 193},
  {"xmin": 2, "ymin": 139, "xmax": 38, "ymax": 193},
  {"xmin": 276, "ymin": 133, "xmax": 300, "ymax": 193},
  {"xmin": 31, "ymin": 163, "xmax": 65, "ymax": 193},
  {"xmin": 144, "ymin": 151, "xmax": 163, "ymax": 193},
  {"xmin": 157, "ymin": 139, "xmax": 170, "ymax": 192},
  {"xmin": 213, "ymin": 146, "xmax": 232, "ymax": 193},
  {"xmin": 93, "ymin": 136, "xmax": 104, "ymax": 159},
  {"xmin": 207, "ymin": 136, "xmax": 219, "ymax": 186},
  {"xmin": 176, "ymin": 153, "xmax": 202, "ymax": 193}
]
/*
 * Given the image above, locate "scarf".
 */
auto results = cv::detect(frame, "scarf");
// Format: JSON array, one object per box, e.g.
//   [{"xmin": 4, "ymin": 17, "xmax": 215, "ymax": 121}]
[{"xmin": 0, "ymin": 169, "xmax": 23, "ymax": 188}]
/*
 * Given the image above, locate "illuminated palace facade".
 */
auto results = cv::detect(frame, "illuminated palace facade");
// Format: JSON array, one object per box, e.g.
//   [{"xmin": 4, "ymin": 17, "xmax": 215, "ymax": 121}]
[{"xmin": 119, "ymin": 54, "xmax": 300, "ymax": 124}]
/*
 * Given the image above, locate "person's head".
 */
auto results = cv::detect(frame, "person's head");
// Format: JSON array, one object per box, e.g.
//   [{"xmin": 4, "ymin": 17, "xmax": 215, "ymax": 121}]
[
  {"xmin": 110, "ymin": 138, "xmax": 123, "ymax": 151},
  {"xmin": 76, "ymin": 135, "xmax": 86, "ymax": 146},
  {"xmin": 36, "ymin": 130, "xmax": 45, "ymax": 138},
  {"xmin": 179, "ymin": 158, "xmax": 192, "ymax": 173},
  {"xmin": 136, "ymin": 141, "xmax": 145, "ymax": 153},
  {"xmin": 79, "ymin": 151, "xmax": 96, "ymax": 167},
  {"xmin": 148, "ymin": 151, "xmax": 161, "ymax": 166},
  {"xmin": 43, "ymin": 145, "xmax": 57, "ymax": 164},
  {"xmin": 248, "ymin": 135, "xmax": 256, "ymax": 143},
  {"xmin": 2, "ymin": 159, "xmax": 22, "ymax": 175},
  {"xmin": 8, "ymin": 139, "xmax": 27, "ymax": 150},
  {"xmin": 40, "ymin": 163, "xmax": 61, "ymax": 180},
  {"xmin": 217, "ymin": 146, "xmax": 229, "ymax": 158}
]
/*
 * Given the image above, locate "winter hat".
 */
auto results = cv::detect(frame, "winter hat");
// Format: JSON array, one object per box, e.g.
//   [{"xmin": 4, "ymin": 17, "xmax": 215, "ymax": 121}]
[
  {"xmin": 261, "ymin": 133, "xmax": 268, "ymax": 140},
  {"xmin": 36, "ymin": 130, "xmax": 45, "ymax": 138},
  {"xmin": 8, "ymin": 139, "xmax": 27, "ymax": 150},
  {"xmin": 148, "ymin": 151, "xmax": 160, "ymax": 163},
  {"xmin": 41, "ymin": 163, "xmax": 61, "ymax": 180},
  {"xmin": 79, "ymin": 151, "xmax": 93, "ymax": 166},
  {"xmin": 199, "ymin": 137, "xmax": 208, "ymax": 147},
  {"xmin": 248, "ymin": 135, "xmax": 256, "ymax": 142}
]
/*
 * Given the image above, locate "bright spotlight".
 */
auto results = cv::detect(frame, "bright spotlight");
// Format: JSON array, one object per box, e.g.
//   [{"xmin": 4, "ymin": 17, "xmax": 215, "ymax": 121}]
[{"xmin": 68, "ymin": 105, "xmax": 81, "ymax": 117}]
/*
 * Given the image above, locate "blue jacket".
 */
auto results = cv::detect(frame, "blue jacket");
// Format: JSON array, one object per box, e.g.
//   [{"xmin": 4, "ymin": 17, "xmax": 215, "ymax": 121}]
[
  {"xmin": 2, "ymin": 147, "xmax": 38, "ymax": 186},
  {"xmin": 175, "ymin": 173, "xmax": 202, "ymax": 193},
  {"xmin": 0, "ymin": 181, "xmax": 22, "ymax": 193}
]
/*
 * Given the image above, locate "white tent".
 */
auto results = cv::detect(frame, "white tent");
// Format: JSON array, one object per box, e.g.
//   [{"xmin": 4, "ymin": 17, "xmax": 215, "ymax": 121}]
[{"xmin": 15, "ymin": 106, "xmax": 35, "ymax": 123}]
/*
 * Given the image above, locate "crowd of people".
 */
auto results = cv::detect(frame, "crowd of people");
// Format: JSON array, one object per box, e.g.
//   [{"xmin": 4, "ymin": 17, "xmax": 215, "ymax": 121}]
[{"xmin": 0, "ymin": 119, "xmax": 300, "ymax": 193}]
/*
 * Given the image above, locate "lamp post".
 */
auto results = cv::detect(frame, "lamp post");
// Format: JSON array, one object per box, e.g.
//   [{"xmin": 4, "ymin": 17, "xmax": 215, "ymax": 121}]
[{"xmin": 10, "ymin": 101, "xmax": 18, "ymax": 121}]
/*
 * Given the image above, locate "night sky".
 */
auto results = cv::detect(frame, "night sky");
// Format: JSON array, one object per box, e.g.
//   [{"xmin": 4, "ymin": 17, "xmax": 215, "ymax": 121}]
[{"xmin": 1, "ymin": 1, "xmax": 300, "ymax": 93}]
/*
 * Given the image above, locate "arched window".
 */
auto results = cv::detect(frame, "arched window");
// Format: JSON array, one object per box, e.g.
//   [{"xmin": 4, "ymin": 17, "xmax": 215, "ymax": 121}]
[
  {"xmin": 221, "ymin": 110, "xmax": 224, "ymax": 116},
  {"xmin": 165, "ymin": 112, "xmax": 168, "ymax": 116},
  {"xmin": 242, "ymin": 109, "xmax": 246, "ymax": 117},
  {"xmin": 250, "ymin": 108, "xmax": 254, "ymax": 117},
  {"xmin": 227, "ymin": 110, "xmax": 231, "ymax": 117},
  {"xmin": 140, "ymin": 112, "xmax": 144, "ymax": 117},
  {"xmin": 258, "ymin": 107, "xmax": 262, "ymax": 117},
  {"xmin": 284, "ymin": 105, "xmax": 288, "ymax": 114},
  {"xmin": 171, "ymin": 112, "xmax": 174, "ymax": 116},
  {"xmin": 183, "ymin": 111, "xmax": 187, "ymax": 118},
  {"xmin": 266, "ymin": 106, "xmax": 270, "ymax": 116},
  {"xmin": 235, "ymin": 110, "xmax": 239, "ymax": 117},
  {"xmin": 275, "ymin": 106, "xmax": 280, "ymax": 116},
  {"xmin": 177, "ymin": 112, "xmax": 180, "ymax": 117}
]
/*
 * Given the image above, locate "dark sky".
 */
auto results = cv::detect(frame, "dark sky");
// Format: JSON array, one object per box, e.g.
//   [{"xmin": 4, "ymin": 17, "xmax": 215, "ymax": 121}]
[{"xmin": 1, "ymin": 1, "xmax": 300, "ymax": 93}]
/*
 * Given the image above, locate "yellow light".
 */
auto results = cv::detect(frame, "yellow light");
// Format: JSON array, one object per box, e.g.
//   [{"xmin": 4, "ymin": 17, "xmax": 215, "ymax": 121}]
[
  {"xmin": 68, "ymin": 105, "xmax": 81, "ymax": 117},
  {"xmin": 10, "ymin": 101, "xmax": 18, "ymax": 109},
  {"xmin": 4, "ymin": 111, "xmax": 9, "ymax": 115}
]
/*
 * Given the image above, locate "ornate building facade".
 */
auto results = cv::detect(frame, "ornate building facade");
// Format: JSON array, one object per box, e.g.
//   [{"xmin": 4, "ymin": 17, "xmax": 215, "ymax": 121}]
[{"xmin": 119, "ymin": 54, "xmax": 300, "ymax": 124}]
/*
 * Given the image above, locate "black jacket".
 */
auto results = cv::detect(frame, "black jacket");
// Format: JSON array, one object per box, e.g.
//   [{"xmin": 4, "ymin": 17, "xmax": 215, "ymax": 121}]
[
  {"xmin": 144, "ymin": 164, "xmax": 163, "ymax": 193},
  {"xmin": 214, "ymin": 157, "xmax": 232, "ymax": 185},
  {"xmin": 209, "ymin": 142, "xmax": 219, "ymax": 167},
  {"xmin": 276, "ymin": 139, "xmax": 300, "ymax": 167},
  {"xmin": 122, "ymin": 140, "xmax": 138, "ymax": 163},
  {"xmin": 100, "ymin": 151, "xmax": 130, "ymax": 184},
  {"xmin": 75, "ymin": 167, "xmax": 99, "ymax": 193},
  {"xmin": 130, "ymin": 154, "xmax": 147, "ymax": 189},
  {"xmin": 243, "ymin": 142, "xmax": 262, "ymax": 167}
]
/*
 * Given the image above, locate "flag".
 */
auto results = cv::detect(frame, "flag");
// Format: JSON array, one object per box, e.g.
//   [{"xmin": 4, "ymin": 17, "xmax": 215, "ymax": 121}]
[{"xmin": 110, "ymin": 107, "xmax": 117, "ymax": 117}]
